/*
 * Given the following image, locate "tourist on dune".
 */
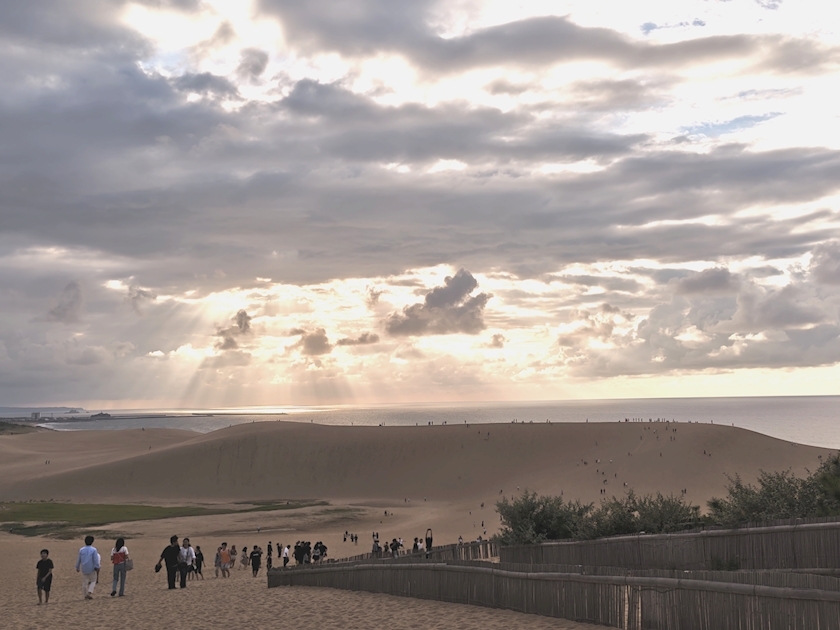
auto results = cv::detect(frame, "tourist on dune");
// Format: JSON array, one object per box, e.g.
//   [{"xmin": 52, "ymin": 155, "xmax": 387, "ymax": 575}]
[
  {"xmin": 193, "ymin": 546, "xmax": 204, "ymax": 580},
  {"xmin": 156, "ymin": 535, "xmax": 181, "ymax": 590},
  {"xmin": 110, "ymin": 537, "xmax": 130, "ymax": 597},
  {"xmin": 229, "ymin": 544, "xmax": 238, "ymax": 570},
  {"xmin": 178, "ymin": 538, "xmax": 196, "ymax": 588},
  {"xmin": 219, "ymin": 542, "xmax": 231, "ymax": 577},
  {"xmin": 75, "ymin": 535, "xmax": 100, "ymax": 600},
  {"xmin": 35, "ymin": 549, "xmax": 53, "ymax": 605},
  {"xmin": 250, "ymin": 545, "xmax": 262, "ymax": 577}
]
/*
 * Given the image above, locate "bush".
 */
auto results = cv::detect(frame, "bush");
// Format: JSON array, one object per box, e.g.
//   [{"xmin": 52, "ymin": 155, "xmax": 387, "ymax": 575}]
[
  {"xmin": 495, "ymin": 490, "xmax": 700, "ymax": 544},
  {"xmin": 707, "ymin": 455, "xmax": 840, "ymax": 527},
  {"xmin": 494, "ymin": 492, "xmax": 592, "ymax": 545}
]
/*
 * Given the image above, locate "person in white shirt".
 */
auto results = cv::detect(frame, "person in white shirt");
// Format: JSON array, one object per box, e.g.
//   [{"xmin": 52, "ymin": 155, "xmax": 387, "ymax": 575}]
[
  {"xmin": 282, "ymin": 545, "xmax": 290, "ymax": 568},
  {"xmin": 110, "ymin": 537, "xmax": 130, "ymax": 597},
  {"xmin": 178, "ymin": 538, "xmax": 196, "ymax": 589}
]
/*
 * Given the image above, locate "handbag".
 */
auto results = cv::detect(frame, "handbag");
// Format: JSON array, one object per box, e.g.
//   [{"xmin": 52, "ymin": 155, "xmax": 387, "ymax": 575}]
[{"xmin": 125, "ymin": 557, "xmax": 134, "ymax": 571}]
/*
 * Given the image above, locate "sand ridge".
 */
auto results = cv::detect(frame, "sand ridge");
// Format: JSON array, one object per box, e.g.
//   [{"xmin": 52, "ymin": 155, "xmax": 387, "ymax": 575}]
[{"xmin": 0, "ymin": 421, "xmax": 829, "ymax": 509}]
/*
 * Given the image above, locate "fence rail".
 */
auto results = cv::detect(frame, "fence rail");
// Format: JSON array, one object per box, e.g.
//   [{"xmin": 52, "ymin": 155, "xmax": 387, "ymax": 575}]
[
  {"xmin": 268, "ymin": 560, "xmax": 840, "ymax": 629},
  {"xmin": 500, "ymin": 520, "xmax": 840, "ymax": 570},
  {"xmin": 331, "ymin": 540, "xmax": 497, "ymax": 564}
]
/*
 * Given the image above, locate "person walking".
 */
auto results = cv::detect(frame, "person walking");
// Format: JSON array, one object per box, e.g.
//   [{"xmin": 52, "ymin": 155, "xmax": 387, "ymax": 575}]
[
  {"xmin": 178, "ymin": 538, "xmax": 196, "ymax": 589},
  {"xmin": 156, "ymin": 535, "xmax": 181, "ymax": 590},
  {"xmin": 219, "ymin": 542, "xmax": 231, "ymax": 577},
  {"xmin": 110, "ymin": 537, "xmax": 130, "ymax": 597},
  {"xmin": 36, "ymin": 549, "xmax": 53, "ymax": 605},
  {"xmin": 194, "ymin": 546, "xmax": 205, "ymax": 580},
  {"xmin": 250, "ymin": 546, "xmax": 263, "ymax": 577},
  {"xmin": 75, "ymin": 535, "xmax": 100, "ymax": 600},
  {"xmin": 283, "ymin": 544, "xmax": 289, "ymax": 567}
]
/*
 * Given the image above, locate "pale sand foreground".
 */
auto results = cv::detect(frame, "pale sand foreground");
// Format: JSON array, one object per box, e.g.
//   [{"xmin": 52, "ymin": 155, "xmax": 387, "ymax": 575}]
[{"xmin": 1, "ymin": 533, "xmax": 601, "ymax": 630}]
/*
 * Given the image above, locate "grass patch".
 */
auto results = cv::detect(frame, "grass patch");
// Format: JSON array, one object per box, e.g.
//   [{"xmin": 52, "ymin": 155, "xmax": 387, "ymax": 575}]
[
  {"xmin": 0, "ymin": 421, "xmax": 39, "ymax": 435},
  {"xmin": 0, "ymin": 500, "xmax": 322, "ymax": 538}
]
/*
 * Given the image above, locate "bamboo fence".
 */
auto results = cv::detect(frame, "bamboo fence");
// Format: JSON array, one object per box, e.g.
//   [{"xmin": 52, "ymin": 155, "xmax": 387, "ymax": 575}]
[
  {"xmin": 268, "ymin": 560, "xmax": 840, "ymax": 629},
  {"xmin": 500, "ymin": 520, "xmax": 840, "ymax": 570}
]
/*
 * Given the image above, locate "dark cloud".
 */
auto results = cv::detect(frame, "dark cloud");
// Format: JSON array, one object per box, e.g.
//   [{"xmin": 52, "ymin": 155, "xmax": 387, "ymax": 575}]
[
  {"xmin": 45, "ymin": 282, "xmax": 83, "ymax": 323},
  {"xmin": 173, "ymin": 73, "xmax": 240, "ymax": 98},
  {"xmin": 366, "ymin": 287, "xmax": 383, "ymax": 308},
  {"xmin": 258, "ymin": 5, "xmax": 830, "ymax": 75},
  {"xmin": 237, "ymin": 48, "xmax": 269, "ymax": 80},
  {"xmin": 560, "ymin": 274, "xmax": 642, "ymax": 293},
  {"xmin": 386, "ymin": 269, "xmax": 490, "ymax": 336},
  {"xmin": 810, "ymin": 241, "xmax": 840, "ymax": 285},
  {"xmin": 488, "ymin": 333, "xmax": 505, "ymax": 348},
  {"xmin": 292, "ymin": 328, "xmax": 332, "ymax": 355},
  {"xmin": 336, "ymin": 332, "xmax": 379, "ymax": 346},
  {"xmin": 215, "ymin": 310, "xmax": 252, "ymax": 349},
  {"xmin": 127, "ymin": 285, "xmax": 156, "ymax": 314},
  {"xmin": 677, "ymin": 268, "xmax": 740, "ymax": 295},
  {"xmin": 234, "ymin": 309, "xmax": 251, "ymax": 333}
]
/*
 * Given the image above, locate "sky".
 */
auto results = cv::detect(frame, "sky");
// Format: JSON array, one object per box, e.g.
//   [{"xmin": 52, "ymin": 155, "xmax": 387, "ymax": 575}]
[{"xmin": 2, "ymin": 0, "xmax": 840, "ymax": 408}]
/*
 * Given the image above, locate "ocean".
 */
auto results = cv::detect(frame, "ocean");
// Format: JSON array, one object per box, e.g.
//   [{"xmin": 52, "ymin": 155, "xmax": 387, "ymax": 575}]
[{"xmin": 22, "ymin": 396, "xmax": 840, "ymax": 450}]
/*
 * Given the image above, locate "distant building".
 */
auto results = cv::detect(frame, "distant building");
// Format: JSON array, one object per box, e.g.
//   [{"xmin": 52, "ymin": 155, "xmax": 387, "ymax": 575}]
[{"xmin": 31, "ymin": 412, "xmax": 40, "ymax": 421}]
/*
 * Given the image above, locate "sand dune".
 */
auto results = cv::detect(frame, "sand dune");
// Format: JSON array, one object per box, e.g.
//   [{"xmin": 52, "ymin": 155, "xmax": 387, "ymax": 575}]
[
  {"xmin": 1, "ymin": 421, "xmax": 833, "ymax": 629},
  {"xmin": 0, "ymin": 421, "xmax": 828, "ymax": 507}
]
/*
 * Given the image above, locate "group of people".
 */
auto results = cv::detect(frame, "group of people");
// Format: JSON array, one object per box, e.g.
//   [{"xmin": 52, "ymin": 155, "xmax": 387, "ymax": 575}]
[
  {"xmin": 291, "ymin": 541, "xmax": 327, "ymax": 564},
  {"xmin": 37, "ymin": 535, "xmax": 133, "ymax": 603}
]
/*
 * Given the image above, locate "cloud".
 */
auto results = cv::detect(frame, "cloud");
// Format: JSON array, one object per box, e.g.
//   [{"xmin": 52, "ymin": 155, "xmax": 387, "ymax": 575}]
[
  {"xmin": 336, "ymin": 332, "xmax": 379, "ymax": 346},
  {"xmin": 810, "ymin": 241, "xmax": 840, "ymax": 285},
  {"xmin": 200, "ymin": 350, "xmax": 252, "ymax": 369},
  {"xmin": 127, "ymin": 285, "xmax": 156, "ymax": 314},
  {"xmin": 676, "ymin": 268, "xmax": 740, "ymax": 295},
  {"xmin": 236, "ymin": 48, "xmax": 269, "ymax": 80},
  {"xmin": 45, "ymin": 282, "xmax": 83, "ymax": 323},
  {"xmin": 488, "ymin": 333, "xmax": 505, "ymax": 348},
  {"xmin": 215, "ymin": 309, "xmax": 252, "ymax": 349},
  {"xmin": 172, "ymin": 72, "xmax": 240, "ymax": 98},
  {"xmin": 386, "ymin": 269, "xmax": 491, "ymax": 336},
  {"xmin": 291, "ymin": 328, "xmax": 333, "ymax": 355},
  {"xmin": 66, "ymin": 344, "xmax": 110, "ymax": 365}
]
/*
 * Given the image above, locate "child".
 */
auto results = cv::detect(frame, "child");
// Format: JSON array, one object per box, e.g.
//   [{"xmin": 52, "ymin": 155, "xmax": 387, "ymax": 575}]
[
  {"xmin": 36, "ymin": 549, "xmax": 54, "ymax": 604},
  {"xmin": 194, "ymin": 546, "xmax": 204, "ymax": 580}
]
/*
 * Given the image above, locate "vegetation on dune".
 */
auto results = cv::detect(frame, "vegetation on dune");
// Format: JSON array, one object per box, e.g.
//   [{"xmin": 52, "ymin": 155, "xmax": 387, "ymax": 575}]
[
  {"xmin": 0, "ymin": 421, "xmax": 40, "ymax": 434},
  {"xmin": 495, "ymin": 454, "xmax": 840, "ymax": 544},
  {"xmin": 494, "ymin": 491, "xmax": 699, "ymax": 545},
  {"xmin": 0, "ymin": 500, "xmax": 324, "ymax": 538},
  {"xmin": 707, "ymin": 454, "xmax": 840, "ymax": 527}
]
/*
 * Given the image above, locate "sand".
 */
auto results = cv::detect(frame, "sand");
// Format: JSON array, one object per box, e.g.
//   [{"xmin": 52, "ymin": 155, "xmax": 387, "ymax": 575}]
[
  {"xmin": 1, "ymin": 533, "xmax": 601, "ymax": 630},
  {"xmin": 1, "ymin": 420, "xmax": 831, "ymax": 629}
]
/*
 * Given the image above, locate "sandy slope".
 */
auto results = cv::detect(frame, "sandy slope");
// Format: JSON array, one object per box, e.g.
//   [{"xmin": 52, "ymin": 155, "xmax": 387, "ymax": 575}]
[
  {"xmin": 0, "ymin": 421, "xmax": 829, "ymax": 508},
  {"xmin": 0, "ymin": 533, "xmax": 601, "ymax": 630},
  {"xmin": 0, "ymin": 421, "xmax": 832, "ymax": 629}
]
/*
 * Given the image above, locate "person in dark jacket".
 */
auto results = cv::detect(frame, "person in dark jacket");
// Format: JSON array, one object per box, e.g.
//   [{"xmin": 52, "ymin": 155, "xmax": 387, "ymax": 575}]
[{"xmin": 155, "ymin": 536, "xmax": 180, "ymax": 590}]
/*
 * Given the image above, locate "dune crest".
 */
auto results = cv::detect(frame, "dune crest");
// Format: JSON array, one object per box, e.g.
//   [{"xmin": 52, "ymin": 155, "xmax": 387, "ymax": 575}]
[{"xmin": 0, "ymin": 422, "xmax": 827, "ymax": 507}]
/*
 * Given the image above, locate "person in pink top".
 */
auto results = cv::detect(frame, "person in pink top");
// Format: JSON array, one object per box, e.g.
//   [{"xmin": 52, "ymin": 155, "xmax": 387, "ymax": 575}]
[{"xmin": 110, "ymin": 537, "xmax": 130, "ymax": 597}]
